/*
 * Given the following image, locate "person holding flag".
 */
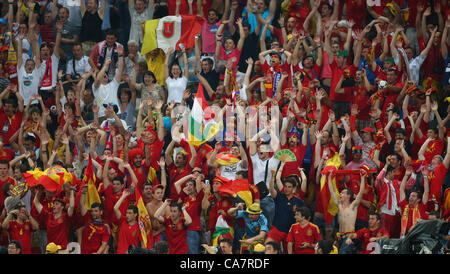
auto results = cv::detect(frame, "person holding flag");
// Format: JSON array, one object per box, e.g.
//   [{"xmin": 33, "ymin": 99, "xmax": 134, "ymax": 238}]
[{"xmin": 328, "ymin": 169, "xmax": 366, "ymax": 254}]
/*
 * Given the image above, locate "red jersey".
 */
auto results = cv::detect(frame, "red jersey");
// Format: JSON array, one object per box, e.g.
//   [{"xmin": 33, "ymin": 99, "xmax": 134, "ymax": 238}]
[
  {"xmin": 423, "ymin": 139, "xmax": 444, "ymax": 164},
  {"xmin": 103, "ymin": 185, "xmax": 131, "ymax": 225},
  {"xmin": 207, "ymin": 195, "xmax": 234, "ymax": 233},
  {"xmin": 281, "ymin": 143, "xmax": 307, "ymax": 177},
  {"xmin": 81, "ymin": 221, "xmax": 111, "ymax": 254},
  {"xmin": 428, "ymin": 163, "xmax": 449, "ymax": 203},
  {"xmin": 168, "ymin": 163, "xmax": 193, "ymax": 200},
  {"xmin": 116, "ymin": 216, "xmax": 142, "ymax": 254},
  {"xmin": 179, "ymin": 139, "xmax": 213, "ymax": 176},
  {"xmin": 137, "ymin": 138, "xmax": 164, "ymax": 171},
  {"xmin": 261, "ymin": 60, "xmax": 290, "ymax": 98},
  {"xmin": 0, "ymin": 147, "xmax": 15, "ymax": 161},
  {"xmin": 330, "ymin": 61, "xmax": 356, "ymax": 102},
  {"xmin": 352, "ymin": 85, "xmax": 371, "ymax": 121},
  {"xmin": 40, "ymin": 208, "xmax": 72, "ymax": 249},
  {"xmin": 163, "ymin": 216, "xmax": 189, "ymax": 254},
  {"xmin": 179, "ymin": 190, "xmax": 204, "ymax": 231},
  {"xmin": 355, "ymin": 226, "xmax": 390, "ymax": 254},
  {"xmin": 7, "ymin": 220, "xmax": 34, "ymax": 254},
  {"xmin": 399, "ymin": 199, "xmax": 428, "ymax": 235},
  {"xmin": 0, "ymin": 109, "xmax": 23, "ymax": 145},
  {"xmin": 286, "ymin": 222, "xmax": 321, "ymax": 254},
  {"xmin": 0, "ymin": 177, "xmax": 16, "ymax": 212}
]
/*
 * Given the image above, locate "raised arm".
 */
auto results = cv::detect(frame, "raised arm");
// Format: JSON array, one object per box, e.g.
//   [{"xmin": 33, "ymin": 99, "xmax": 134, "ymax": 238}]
[{"xmin": 352, "ymin": 173, "xmax": 366, "ymax": 209}]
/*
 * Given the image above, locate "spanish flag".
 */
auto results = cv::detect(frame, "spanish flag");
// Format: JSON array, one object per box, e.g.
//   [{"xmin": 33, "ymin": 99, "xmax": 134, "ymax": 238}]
[
  {"xmin": 141, "ymin": 15, "xmax": 204, "ymax": 55},
  {"xmin": 83, "ymin": 156, "xmax": 101, "ymax": 210},
  {"xmin": 23, "ymin": 166, "xmax": 73, "ymax": 192},
  {"xmin": 218, "ymin": 179, "xmax": 253, "ymax": 208},
  {"xmin": 215, "ymin": 152, "xmax": 240, "ymax": 166},
  {"xmin": 319, "ymin": 153, "xmax": 342, "ymax": 225},
  {"xmin": 135, "ymin": 188, "xmax": 153, "ymax": 249}
]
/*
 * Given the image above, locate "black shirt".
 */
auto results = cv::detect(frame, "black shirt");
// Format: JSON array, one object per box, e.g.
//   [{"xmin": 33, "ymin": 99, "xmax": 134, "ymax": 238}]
[{"xmin": 80, "ymin": 11, "xmax": 103, "ymax": 43}]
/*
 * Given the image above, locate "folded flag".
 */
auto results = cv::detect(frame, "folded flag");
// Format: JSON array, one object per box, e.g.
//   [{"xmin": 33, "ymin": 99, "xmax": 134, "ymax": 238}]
[{"xmin": 141, "ymin": 15, "xmax": 204, "ymax": 55}]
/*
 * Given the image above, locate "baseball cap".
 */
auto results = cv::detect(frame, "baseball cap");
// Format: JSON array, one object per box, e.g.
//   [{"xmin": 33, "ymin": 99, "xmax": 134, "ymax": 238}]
[{"xmin": 46, "ymin": 242, "xmax": 62, "ymax": 254}]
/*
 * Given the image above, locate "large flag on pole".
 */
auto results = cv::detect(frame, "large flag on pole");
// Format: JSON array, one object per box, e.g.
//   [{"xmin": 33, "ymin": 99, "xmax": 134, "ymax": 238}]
[
  {"xmin": 83, "ymin": 156, "xmax": 101, "ymax": 210},
  {"xmin": 141, "ymin": 15, "xmax": 204, "ymax": 55},
  {"xmin": 188, "ymin": 83, "xmax": 221, "ymax": 146}
]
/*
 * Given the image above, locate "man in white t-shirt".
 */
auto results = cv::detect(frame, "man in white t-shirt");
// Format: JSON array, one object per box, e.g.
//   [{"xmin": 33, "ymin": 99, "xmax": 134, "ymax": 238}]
[
  {"xmin": 17, "ymin": 31, "xmax": 41, "ymax": 106},
  {"xmin": 248, "ymin": 124, "xmax": 281, "ymax": 228},
  {"xmin": 207, "ymin": 142, "xmax": 248, "ymax": 181},
  {"xmin": 66, "ymin": 43, "xmax": 91, "ymax": 83},
  {"xmin": 92, "ymin": 55, "xmax": 124, "ymax": 119}
]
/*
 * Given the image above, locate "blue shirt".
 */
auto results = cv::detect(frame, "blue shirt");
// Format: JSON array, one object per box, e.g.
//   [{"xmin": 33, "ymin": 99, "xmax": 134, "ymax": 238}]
[
  {"xmin": 236, "ymin": 210, "xmax": 269, "ymax": 238},
  {"xmin": 273, "ymin": 191, "xmax": 304, "ymax": 233}
]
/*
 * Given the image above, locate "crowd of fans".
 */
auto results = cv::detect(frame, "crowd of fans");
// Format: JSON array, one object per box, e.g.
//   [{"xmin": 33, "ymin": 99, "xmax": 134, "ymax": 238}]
[{"xmin": 0, "ymin": 0, "xmax": 449, "ymax": 255}]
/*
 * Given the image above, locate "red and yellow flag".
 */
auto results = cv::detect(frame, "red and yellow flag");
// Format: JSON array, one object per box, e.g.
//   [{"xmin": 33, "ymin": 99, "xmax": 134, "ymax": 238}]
[
  {"xmin": 135, "ymin": 188, "xmax": 153, "ymax": 249},
  {"xmin": 23, "ymin": 166, "xmax": 73, "ymax": 192},
  {"xmin": 319, "ymin": 153, "xmax": 341, "ymax": 225},
  {"xmin": 83, "ymin": 156, "xmax": 101, "ymax": 210},
  {"xmin": 218, "ymin": 179, "xmax": 253, "ymax": 208}
]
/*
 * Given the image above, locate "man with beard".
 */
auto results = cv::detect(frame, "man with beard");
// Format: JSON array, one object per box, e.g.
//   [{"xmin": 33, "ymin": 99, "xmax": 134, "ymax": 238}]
[{"xmin": 165, "ymin": 139, "xmax": 197, "ymax": 201}]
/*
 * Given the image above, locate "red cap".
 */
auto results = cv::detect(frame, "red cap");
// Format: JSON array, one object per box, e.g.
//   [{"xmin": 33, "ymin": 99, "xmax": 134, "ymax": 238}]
[
  {"xmin": 362, "ymin": 127, "xmax": 374, "ymax": 133},
  {"xmin": 0, "ymin": 45, "xmax": 8, "ymax": 52}
]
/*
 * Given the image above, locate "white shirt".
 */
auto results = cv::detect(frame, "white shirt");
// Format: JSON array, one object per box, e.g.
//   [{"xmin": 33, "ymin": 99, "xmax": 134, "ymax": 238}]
[
  {"xmin": 18, "ymin": 64, "xmax": 41, "ymax": 105},
  {"xmin": 129, "ymin": 5, "xmax": 154, "ymax": 45},
  {"xmin": 380, "ymin": 178, "xmax": 400, "ymax": 216},
  {"xmin": 166, "ymin": 76, "xmax": 188, "ymax": 104},
  {"xmin": 92, "ymin": 78, "xmax": 120, "ymax": 117},
  {"xmin": 250, "ymin": 154, "xmax": 280, "ymax": 195},
  {"xmin": 66, "ymin": 55, "xmax": 91, "ymax": 76},
  {"xmin": 219, "ymin": 160, "xmax": 245, "ymax": 181},
  {"xmin": 101, "ymin": 118, "xmax": 128, "ymax": 132}
]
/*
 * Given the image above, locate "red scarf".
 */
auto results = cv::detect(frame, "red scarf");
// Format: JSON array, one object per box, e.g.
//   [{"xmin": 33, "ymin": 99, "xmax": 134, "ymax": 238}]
[{"xmin": 41, "ymin": 56, "xmax": 53, "ymax": 90}]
